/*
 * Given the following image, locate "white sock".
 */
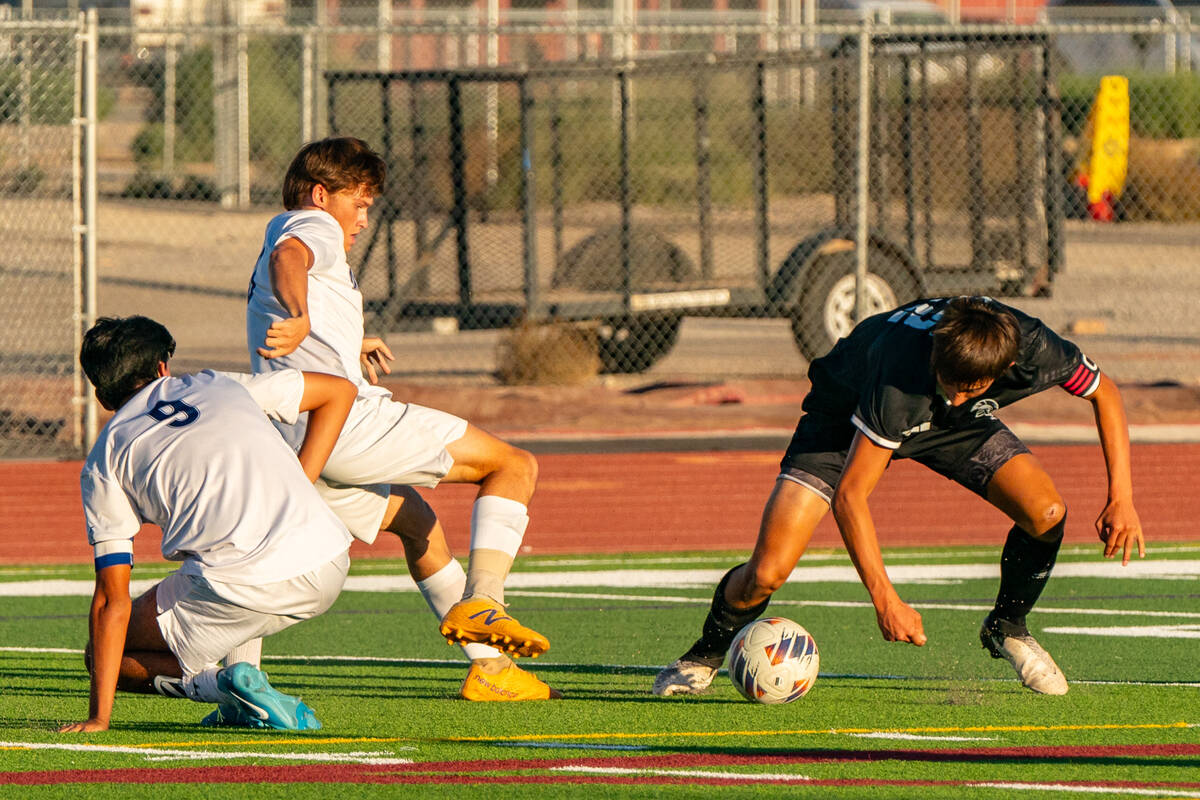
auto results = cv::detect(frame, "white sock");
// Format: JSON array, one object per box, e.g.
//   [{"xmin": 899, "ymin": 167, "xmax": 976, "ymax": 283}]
[
  {"xmin": 469, "ymin": 496, "xmax": 529, "ymax": 557},
  {"xmin": 222, "ymin": 639, "xmax": 262, "ymax": 669},
  {"xmin": 417, "ymin": 559, "xmax": 503, "ymax": 661},
  {"xmin": 465, "ymin": 496, "xmax": 529, "ymax": 603},
  {"xmin": 182, "ymin": 667, "xmax": 227, "ymax": 703}
]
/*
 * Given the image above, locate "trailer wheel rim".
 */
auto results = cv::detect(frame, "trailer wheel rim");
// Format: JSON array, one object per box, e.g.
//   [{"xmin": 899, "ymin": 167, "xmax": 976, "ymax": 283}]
[{"xmin": 823, "ymin": 273, "xmax": 898, "ymax": 341}]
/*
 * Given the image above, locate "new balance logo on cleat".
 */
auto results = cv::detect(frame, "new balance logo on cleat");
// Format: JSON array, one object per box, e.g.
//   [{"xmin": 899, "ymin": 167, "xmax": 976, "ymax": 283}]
[
  {"xmin": 468, "ymin": 608, "xmax": 514, "ymax": 626},
  {"xmin": 459, "ymin": 661, "xmax": 561, "ymax": 701},
  {"xmin": 439, "ymin": 598, "xmax": 550, "ymax": 658}
]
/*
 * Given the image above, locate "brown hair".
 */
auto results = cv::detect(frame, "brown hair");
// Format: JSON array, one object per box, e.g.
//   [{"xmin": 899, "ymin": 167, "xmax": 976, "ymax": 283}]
[
  {"xmin": 281, "ymin": 137, "xmax": 386, "ymax": 210},
  {"xmin": 930, "ymin": 297, "xmax": 1020, "ymax": 387}
]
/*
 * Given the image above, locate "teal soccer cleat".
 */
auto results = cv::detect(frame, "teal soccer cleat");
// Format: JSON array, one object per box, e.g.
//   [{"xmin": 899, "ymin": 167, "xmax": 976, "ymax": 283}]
[
  {"xmin": 199, "ymin": 700, "xmax": 266, "ymax": 729},
  {"xmin": 213, "ymin": 662, "xmax": 323, "ymax": 730}
]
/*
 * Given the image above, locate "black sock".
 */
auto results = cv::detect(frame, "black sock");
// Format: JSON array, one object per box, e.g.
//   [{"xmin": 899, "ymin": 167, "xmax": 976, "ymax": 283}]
[
  {"xmin": 990, "ymin": 514, "xmax": 1065, "ymax": 630},
  {"xmin": 683, "ymin": 564, "xmax": 771, "ymax": 663}
]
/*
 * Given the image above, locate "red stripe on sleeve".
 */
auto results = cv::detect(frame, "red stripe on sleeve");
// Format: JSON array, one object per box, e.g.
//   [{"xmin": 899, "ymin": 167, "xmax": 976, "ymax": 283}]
[{"xmin": 1063, "ymin": 363, "xmax": 1096, "ymax": 395}]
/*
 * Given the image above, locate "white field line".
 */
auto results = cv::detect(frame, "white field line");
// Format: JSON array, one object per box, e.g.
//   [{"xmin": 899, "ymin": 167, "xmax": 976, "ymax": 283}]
[
  {"xmin": 551, "ymin": 771, "xmax": 1200, "ymax": 794},
  {"xmin": 970, "ymin": 782, "xmax": 1200, "ymax": 798},
  {"xmin": 551, "ymin": 765, "xmax": 813, "ymax": 782},
  {"xmin": 4, "ymin": 558, "xmax": 1199, "ymax": 598},
  {"xmin": 14, "ymin": 544, "xmax": 1200, "ymax": 579},
  {"xmin": 518, "ymin": 544, "xmax": 1200, "ymax": 568},
  {"xmin": 0, "ymin": 740, "xmax": 411, "ymax": 765},
  {"xmin": 1045, "ymin": 624, "xmax": 1200, "ymax": 639},
  {"xmin": 502, "ymin": 590, "xmax": 1200, "ymax": 621},
  {"xmin": 848, "ymin": 732, "xmax": 994, "ymax": 741},
  {"xmin": 6, "ymin": 646, "xmax": 1200, "ymax": 688}
]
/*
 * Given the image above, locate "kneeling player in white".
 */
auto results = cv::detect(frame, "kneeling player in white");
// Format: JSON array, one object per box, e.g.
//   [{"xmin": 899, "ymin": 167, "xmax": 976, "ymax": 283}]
[
  {"xmin": 59, "ymin": 316, "xmax": 356, "ymax": 733},
  {"xmin": 243, "ymin": 137, "xmax": 556, "ymax": 701}
]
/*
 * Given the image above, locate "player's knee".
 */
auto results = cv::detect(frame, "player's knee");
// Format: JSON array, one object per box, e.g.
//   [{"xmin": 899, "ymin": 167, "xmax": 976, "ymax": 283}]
[
  {"xmin": 511, "ymin": 446, "xmax": 538, "ymax": 487},
  {"xmin": 746, "ymin": 560, "xmax": 790, "ymax": 597},
  {"xmin": 386, "ymin": 487, "xmax": 438, "ymax": 541},
  {"xmin": 495, "ymin": 444, "xmax": 537, "ymax": 491},
  {"xmin": 1030, "ymin": 499, "xmax": 1066, "ymax": 540}
]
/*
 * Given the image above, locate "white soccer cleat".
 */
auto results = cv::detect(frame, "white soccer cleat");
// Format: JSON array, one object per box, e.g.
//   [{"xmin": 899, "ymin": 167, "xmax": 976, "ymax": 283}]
[
  {"xmin": 980, "ymin": 619, "xmax": 1069, "ymax": 696},
  {"xmin": 652, "ymin": 656, "xmax": 721, "ymax": 697}
]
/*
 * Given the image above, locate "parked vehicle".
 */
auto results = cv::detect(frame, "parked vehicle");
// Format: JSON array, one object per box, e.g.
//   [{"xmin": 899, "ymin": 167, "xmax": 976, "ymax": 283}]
[{"xmin": 328, "ymin": 31, "xmax": 1063, "ymax": 372}]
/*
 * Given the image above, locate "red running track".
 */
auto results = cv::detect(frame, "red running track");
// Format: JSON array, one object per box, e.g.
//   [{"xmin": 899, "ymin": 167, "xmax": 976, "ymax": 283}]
[{"xmin": 3, "ymin": 443, "xmax": 1198, "ymax": 565}]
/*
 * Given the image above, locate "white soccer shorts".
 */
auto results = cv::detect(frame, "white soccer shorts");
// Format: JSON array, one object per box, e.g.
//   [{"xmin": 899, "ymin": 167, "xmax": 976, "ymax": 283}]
[
  {"xmin": 312, "ymin": 397, "xmax": 468, "ymax": 544},
  {"xmin": 154, "ymin": 551, "xmax": 349, "ymax": 677}
]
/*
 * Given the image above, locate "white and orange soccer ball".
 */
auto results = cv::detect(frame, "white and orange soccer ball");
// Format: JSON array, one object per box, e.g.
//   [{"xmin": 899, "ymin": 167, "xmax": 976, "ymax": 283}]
[{"xmin": 727, "ymin": 617, "xmax": 820, "ymax": 704}]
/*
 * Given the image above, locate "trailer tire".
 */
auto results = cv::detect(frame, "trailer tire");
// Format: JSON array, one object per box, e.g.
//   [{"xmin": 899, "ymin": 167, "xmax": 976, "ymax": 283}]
[
  {"xmin": 553, "ymin": 226, "xmax": 696, "ymax": 290},
  {"xmin": 791, "ymin": 249, "xmax": 919, "ymax": 362}
]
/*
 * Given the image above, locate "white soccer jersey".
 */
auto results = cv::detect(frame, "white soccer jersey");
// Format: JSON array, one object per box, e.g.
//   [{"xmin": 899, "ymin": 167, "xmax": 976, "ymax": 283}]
[
  {"xmin": 80, "ymin": 369, "xmax": 352, "ymax": 585},
  {"xmin": 246, "ymin": 209, "xmax": 389, "ymax": 403}
]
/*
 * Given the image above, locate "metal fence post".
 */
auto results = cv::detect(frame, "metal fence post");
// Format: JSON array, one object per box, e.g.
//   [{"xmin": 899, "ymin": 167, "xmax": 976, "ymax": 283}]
[
  {"xmin": 486, "ymin": 0, "xmax": 499, "ymax": 192},
  {"xmin": 81, "ymin": 9, "xmax": 99, "ymax": 452},
  {"xmin": 237, "ymin": 13, "xmax": 250, "ymax": 208},
  {"xmin": 18, "ymin": 22, "xmax": 31, "ymax": 169},
  {"xmin": 854, "ymin": 21, "xmax": 871, "ymax": 324},
  {"xmin": 377, "ymin": 0, "xmax": 392, "ymax": 70},
  {"xmin": 164, "ymin": 32, "xmax": 177, "ymax": 176},
  {"xmin": 1180, "ymin": 14, "xmax": 1192, "ymax": 73},
  {"xmin": 520, "ymin": 77, "xmax": 541, "ymax": 321},
  {"xmin": 315, "ymin": 0, "xmax": 328, "ymax": 138},
  {"xmin": 301, "ymin": 29, "xmax": 314, "ymax": 143},
  {"xmin": 214, "ymin": 15, "xmax": 234, "ymax": 207}
]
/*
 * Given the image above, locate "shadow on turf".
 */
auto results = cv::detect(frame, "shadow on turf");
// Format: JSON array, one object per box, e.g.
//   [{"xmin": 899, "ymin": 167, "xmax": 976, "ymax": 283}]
[{"xmin": 615, "ymin": 743, "xmax": 1200, "ymax": 769}]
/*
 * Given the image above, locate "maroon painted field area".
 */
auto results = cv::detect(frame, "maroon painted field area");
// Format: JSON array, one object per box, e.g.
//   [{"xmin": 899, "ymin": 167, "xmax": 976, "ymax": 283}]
[
  {"xmin": 5, "ymin": 744, "xmax": 1199, "ymax": 786},
  {"xmin": 3, "ymin": 443, "xmax": 1199, "ymax": 565}
]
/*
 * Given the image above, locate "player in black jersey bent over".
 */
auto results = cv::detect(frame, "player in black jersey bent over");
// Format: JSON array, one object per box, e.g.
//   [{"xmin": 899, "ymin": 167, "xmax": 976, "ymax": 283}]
[{"xmin": 654, "ymin": 296, "xmax": 1145, "ymax": 696}]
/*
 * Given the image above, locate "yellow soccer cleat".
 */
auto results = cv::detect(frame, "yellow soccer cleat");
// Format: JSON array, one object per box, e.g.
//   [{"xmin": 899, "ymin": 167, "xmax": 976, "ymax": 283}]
[
  {"xmin": 460, "ymin": 661, "xmax": 562, "ymax": 701},
  {"xmin": 439, "ymin": 598, "xmax": 550, "ymax": 658}
]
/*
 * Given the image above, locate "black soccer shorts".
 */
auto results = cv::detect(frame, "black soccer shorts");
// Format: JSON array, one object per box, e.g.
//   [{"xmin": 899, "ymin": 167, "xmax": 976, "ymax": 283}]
[{"xmin": 779, "ymin": 413, "xmax": 1031, "ymax": 502}]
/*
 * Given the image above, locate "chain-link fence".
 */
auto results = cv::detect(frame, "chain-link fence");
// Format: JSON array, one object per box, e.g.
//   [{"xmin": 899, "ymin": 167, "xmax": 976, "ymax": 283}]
[
  {"xmin": 4, "ymin": 14, "xmax": 1200, "ymax": 458},
  {"xmin": 0, "ymin": 20, "xmax": 86, "ymax": 459},
  {"xmin": 326, "ymin": 31, "xmax": 1059, "ymax": 373}
]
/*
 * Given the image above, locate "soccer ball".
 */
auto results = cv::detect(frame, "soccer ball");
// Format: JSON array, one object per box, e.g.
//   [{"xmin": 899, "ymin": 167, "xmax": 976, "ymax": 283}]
[{"xmin": 727, "ymin": 617, "xmax": 819, "ymax": 704}]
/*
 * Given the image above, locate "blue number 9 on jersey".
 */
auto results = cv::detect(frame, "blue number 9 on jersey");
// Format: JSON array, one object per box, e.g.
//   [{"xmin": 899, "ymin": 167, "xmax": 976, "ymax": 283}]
[{"xmin": 727, "ymin": 617, "xmax": 820, "ymax": 704}]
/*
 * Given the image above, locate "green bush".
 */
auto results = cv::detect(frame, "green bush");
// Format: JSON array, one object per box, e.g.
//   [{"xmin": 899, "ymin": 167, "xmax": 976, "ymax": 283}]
[
  {"xmin": 0, "ymin": 64, "xmax": 114, "ymax": 125},
  {"xmin": 1059, "ymin": 72, "xmax": 1200, "ymax": 139},
  {"xmin": 131, "ymin": 39, "xmax": 301, "ymax": 191}
]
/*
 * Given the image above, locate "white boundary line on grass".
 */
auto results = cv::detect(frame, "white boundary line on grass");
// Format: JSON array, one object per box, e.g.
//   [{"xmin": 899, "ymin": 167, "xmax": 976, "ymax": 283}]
[
  {"xmin": 552, "ymin": 765, "xmax": 814, "ymax": 781},
  {"xmin": 0, "ymin": 740, "xmax": 412, "ymax": 765},
  {"xmin": 3, "ymin": 558, "xmax": 1199, "ymax": 597}
]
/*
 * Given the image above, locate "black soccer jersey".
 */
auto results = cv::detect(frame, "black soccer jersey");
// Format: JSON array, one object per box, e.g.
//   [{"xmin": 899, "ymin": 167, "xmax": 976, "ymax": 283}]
[{"xmin": 801, "ymin": 297, "xmax": 1101, "ymax": 454}]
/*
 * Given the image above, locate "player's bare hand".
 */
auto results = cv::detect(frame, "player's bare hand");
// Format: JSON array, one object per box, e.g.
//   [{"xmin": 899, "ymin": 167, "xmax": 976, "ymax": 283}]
[
  {"xmin": 360, "ymin": 337, "xmax": 394, "ymax": 384},
  {"xmin": 1097, "ymin": 497, "xmax": 1145, "ymax": 566},
  {"xmin": 257, "ymin": 315, "xmax": 310, "ymax": 359},
  {"xmin": 58, "ymin": 718, "xmax": 108, "ymax": 733},
  {"xmin": 875, "ymin": 597, "xmax": 927, "ymax": 646}
]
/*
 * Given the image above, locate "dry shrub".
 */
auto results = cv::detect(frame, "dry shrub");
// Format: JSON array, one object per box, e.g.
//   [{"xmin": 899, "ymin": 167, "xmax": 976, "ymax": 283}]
[
  {"xmin": 495, "ymin": 321, "xmax": 600, "ymax": 386},
  {"xmin": 1122, "ymin": 137, "xmax": 1200, "ymax": 221}
]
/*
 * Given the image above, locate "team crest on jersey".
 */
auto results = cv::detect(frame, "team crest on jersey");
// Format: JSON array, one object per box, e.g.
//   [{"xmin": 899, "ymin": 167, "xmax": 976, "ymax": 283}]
[{"xmin": 971, "ymin": 398, "xmax": 999, "ymax": 418}]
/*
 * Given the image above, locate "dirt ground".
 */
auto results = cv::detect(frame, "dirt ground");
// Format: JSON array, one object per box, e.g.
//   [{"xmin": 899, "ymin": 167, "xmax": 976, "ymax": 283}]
[{"xmin": 377, "ymin": 377, "xmax": 1200, "ymax": 437}]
